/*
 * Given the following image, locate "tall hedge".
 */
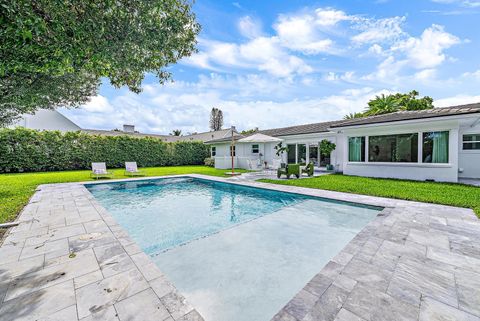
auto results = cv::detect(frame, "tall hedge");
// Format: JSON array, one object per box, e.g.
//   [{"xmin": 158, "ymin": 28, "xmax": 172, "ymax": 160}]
[{"xmin": 0, "ymin": 128, "xmax": 209, "ymax": 173}]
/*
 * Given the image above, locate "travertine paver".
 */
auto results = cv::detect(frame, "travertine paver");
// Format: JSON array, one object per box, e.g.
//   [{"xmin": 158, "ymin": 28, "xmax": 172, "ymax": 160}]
[
  {"xmin": 0, "ymin": 179, "xmax": 205, "ymax": 321},
  {"xmin": 1, "ymin": 174, "xmax": 480, "ymax": 321}
]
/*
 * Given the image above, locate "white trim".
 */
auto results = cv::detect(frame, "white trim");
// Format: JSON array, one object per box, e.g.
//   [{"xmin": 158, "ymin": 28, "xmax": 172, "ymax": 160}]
[
  {"xmin": 347, "ymin": 162, "xmax": 452, "ymax": 168},
  {"xmin": 330, "ymin": 113, "xmax": 479, "ymax": 130}
]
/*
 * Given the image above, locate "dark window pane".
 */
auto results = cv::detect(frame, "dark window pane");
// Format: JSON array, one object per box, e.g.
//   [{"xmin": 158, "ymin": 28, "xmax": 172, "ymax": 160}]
[
  {"xmin": 348, "ymin": 137, "xmax": 365, "ymax": 162},
  {"xmin": 423, "ymin": 131, "xmax": 449, "ymax": 163},
  {"xmin": 464, "ymin": 142, "xmax": 480, "ymax": 150},
  {"xmin": 369, "ymin": 134, "xmax": 418, "ymax": 162},
  {"xmin": 463, "ymin": 134, "xmax": 480, "ymax": 142},
  {"xmin": 297, "ymin": 144, "xmax": 306, "ymax": 164},
  {"xmin": 309, "ymin": 145, "xmax": 319, "ymax": 166},
  {"xmin": 287, "ymin": 144, "xmax": 296, "ymax": 163}
]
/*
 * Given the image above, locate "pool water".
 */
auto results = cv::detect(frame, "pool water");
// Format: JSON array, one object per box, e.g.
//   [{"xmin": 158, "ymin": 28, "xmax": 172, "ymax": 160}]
[{"xmin": 87, "ymin": 177, "xmax": 381, "ymax": 321}]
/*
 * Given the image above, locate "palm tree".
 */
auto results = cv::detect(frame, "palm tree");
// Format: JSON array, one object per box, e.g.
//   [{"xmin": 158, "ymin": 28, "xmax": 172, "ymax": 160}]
[
  {"xmin": 170, "ymin": 129, "xmax": 182, "ymax": 136},
  {"xmin": 364, "ymin": 94, "xmax": 400, "ymax": 116},
  {"xmin": 343, "ymin": 112, "xmax": 365, "ymax": 120}
]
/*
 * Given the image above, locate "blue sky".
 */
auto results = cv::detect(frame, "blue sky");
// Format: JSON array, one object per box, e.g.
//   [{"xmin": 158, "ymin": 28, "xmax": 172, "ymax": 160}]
[{"xmin": 63, "ymin": 0, "xmax": 480, "ymax": 134}]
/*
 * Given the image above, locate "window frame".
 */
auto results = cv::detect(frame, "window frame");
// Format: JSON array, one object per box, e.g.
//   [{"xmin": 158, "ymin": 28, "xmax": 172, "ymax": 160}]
[
  {"xmin": 230, "ymin": 145, "xmax": 236, "ymax": 157},
  {"xmin": 368, "ymin": 133, "xmax": 419, "ymax": 163},
  {"xmin": 211, "ymin": 146, "xmax": 216, "ymax": 157},
  {"xmin": 422, "ymin": 131, "xmax": 450, "ymax": 164},
  {"xmin": 462, "ymin": 133, "xmax": 480, "ymax": 151},
  {"xmin": 348, "ymin": 136, "xmax": 366, "ymax": 162},
  {"xmin": 251, "ymin": 144, "xmax": 259, "ymax": 154}
]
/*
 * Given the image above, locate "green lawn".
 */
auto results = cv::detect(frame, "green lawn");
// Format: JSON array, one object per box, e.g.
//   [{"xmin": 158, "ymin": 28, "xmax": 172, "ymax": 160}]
[
  {"xmin": 0, "ymin": 166, "xmax": 247, "ymax": 224},
  {"xmin": 259, "ymin": 174, "xmax": 480, "ymax": 217}
]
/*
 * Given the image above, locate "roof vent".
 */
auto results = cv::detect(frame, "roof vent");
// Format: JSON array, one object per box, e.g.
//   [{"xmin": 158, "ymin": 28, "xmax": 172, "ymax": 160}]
[{"xmin": 123, "ymin": 124, "xmax": 135, "ymax": 133}]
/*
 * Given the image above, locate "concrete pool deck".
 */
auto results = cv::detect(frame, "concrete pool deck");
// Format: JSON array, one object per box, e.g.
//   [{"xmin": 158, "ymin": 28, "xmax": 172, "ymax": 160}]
[{"xmin": 0, "ymin": 174, "xmax": 479, "ymax": 321}]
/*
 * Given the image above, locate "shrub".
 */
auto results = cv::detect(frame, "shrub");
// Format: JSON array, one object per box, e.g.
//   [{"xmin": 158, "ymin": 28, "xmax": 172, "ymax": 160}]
[
  {"xmin": 0, "ymin": 128, "xmax": 209, "ymax": 173},
  {"xmin": 204, "ymin": 157, "xmax": 215, "ymax": 167}
]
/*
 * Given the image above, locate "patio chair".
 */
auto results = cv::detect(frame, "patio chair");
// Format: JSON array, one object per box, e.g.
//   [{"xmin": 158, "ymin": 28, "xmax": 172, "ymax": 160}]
[
  {"xmin": 247, "ymin": 159, "xmax": 262, "ymax": 171},
  {"xmin": 90, "ymin": 162, "xmax": 114, "ymax": 179},
  {"xmin": 125, "ymin": 162, "xmax": 146, "ymax": 177},
  {"xmin": 301, "ymin": 162, "xmax": 314, "ymax": 177},
  {"xmin": 277, "ymin": 164, "xmax": 300, "ymax": 179}
]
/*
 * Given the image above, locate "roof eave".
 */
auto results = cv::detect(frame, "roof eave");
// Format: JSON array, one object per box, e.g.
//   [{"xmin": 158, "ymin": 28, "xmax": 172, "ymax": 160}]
[{"xmin": 329, "ymin": 112, "xmax": 480, "ymax": 130}]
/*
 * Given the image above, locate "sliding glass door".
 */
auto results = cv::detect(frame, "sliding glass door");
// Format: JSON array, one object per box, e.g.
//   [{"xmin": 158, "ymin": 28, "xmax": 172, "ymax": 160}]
[
  {"xmin": 297, "ymin": 144, "xmax": 306, "ymax": 164},
  {"xmin": 309, "ymin": 144, "xmax": 319, "ymax": 166},
  {"xmin": 287, "ymin": 144, "xmax": 296, "ymax": 163}
]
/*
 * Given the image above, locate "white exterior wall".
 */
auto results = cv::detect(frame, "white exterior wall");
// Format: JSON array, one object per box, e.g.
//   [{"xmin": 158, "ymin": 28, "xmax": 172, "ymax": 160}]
[
  {"xmin": 11, "ymin": 110, "xmax": 81, "ymax": 132},
  {"xmin": 341, "ymin": 120, "xmax": 460, "ymax": 182},
  {"xmin": 458, "ymin": 122, "xmax": 480, "ymax": 178}
]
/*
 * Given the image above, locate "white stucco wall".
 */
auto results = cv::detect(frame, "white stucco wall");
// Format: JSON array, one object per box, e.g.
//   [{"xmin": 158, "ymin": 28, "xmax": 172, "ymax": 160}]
[
  {"xmin": 340, "ymin": 120, "xmax": 460, "ymax": 182},
  {"xmin": 458, "ymin": 122, "xmax": 480, "ymax": 178},
  {"xmin": 11, "ymin": 110, "xmax": 81, "ymax": 132}
]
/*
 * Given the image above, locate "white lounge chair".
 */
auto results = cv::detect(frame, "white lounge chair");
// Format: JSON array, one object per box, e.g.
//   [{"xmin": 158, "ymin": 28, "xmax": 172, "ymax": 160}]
[
  {"xmin": 125, "ymin": 162, "xmax": 146, "ymax": 177},
  {"xmin": 247, "ymin": 159, "xmax": 263, "ymax": 171},
  {"xmin": 90, "ymin": 162, "xmax": 114, "ymax": 179}
]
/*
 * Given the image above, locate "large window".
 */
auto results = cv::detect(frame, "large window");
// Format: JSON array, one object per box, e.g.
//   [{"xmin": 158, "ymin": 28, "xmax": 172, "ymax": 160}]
[
  {"xmin": 211, "ymin": 146, "xmax": 216, "ymax": 157},
  {"xmin": 348, "ymin": 137, "xmax": 365, "ymax": 162},
  {"xmin": 423, "ymin": 131, "xmax": 449, "ymax": 163},
  {"xmin": 463, "ymin": 134, "xmax": 480, "ymax": 150},
  {"xmin": 251, "ymin": 144, "xmax": 259, "ymax": 154},
  {"xmin": 369, "ymin": 133, "xmax": 418, "ymax": 162},
  {"xmin": 297, "ymin": 144, "xmax": 306, "ymax": 163}
]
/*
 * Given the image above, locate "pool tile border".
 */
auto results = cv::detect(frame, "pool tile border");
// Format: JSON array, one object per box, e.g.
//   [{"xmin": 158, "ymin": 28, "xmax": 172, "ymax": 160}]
[{"xmin": 1, "ymin": 174, "xmax": 480, "ymax": 321}]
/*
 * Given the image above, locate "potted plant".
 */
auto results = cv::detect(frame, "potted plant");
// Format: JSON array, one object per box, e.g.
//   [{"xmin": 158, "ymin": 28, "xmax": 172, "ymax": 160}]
[
  {"xmin": 320, "ymin": 139, "xmax": 336, "ymax": 171},
  {"xmin": 274, "ymin": 142, "xmax": 288, "ymax": 166}
]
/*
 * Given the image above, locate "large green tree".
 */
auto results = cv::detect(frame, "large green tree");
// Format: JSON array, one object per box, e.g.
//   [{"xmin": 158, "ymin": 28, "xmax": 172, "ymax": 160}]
[
  {"xmin": 344, "ymin": 90, "xmax": 434, "ymax": 119},
  {"xmin": 0, "ymin": 0, "xmax": 200, "ymax": 125}
]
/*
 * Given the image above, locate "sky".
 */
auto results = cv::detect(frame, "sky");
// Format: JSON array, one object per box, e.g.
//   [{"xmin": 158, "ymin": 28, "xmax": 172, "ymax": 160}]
[{"xmin": 62, "ymin": 0, "xmax": 480, "ymax": 135}]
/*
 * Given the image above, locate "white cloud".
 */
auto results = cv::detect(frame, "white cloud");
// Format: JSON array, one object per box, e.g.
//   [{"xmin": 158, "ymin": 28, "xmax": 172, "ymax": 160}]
[
  {"xmin": 82, "ymin": 95, "xmax": 114, "ymax": 113},
  {"xmin": 325, "ymin": 71, "xmax": 355, "ymax": 82},
  {"xmin": 314, "ymin": 8, "xmax": 350, "ymax": 26},
  {"xmin": 238, "ymin": 16, "xmax": 262, "ymax": 39},
  {"xmin": 186, "ymin": 37, "xmax": 312, "ymax": 77},
  {"xmin": 368, "ymin": 44, "xmax": 386, "ymax": 56},
  {"xmin": 352, "ymin": 16, "xmax": 406, "ymax": 45},
  {"xmin": 462, "ymin": 70, "xmax": 480, "ymax": 79},
  {"xmin": 391, "ymin": 24, "xmax": 460, "ymax": 69},
  {"xmin": 273, "ymin": 8, "xmax": 348, "ymax": 54},
  {"xmin": 431, "ymin": 0, "xmax": 480, "ymax": 7},
  {"xmin": 414, "ymin": 69, "xmax": 437, "ymax": 81},
  {"xmin": 435, "ymin": 94, "xmax": 480, "ymax": 107},
  {"xmin": 64, "ymin": 76, "xmax": 388, "ymax": 134}
]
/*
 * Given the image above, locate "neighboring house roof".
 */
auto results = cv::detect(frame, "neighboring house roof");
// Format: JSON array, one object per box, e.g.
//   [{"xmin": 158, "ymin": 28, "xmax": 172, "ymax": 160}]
[
  {"xmin": 205, "ymin": 134, "xmax": 245, "ymax": 144},
  {"xmin": 11, "ymin": 110, "xmax": 81, "ymax": 132},
  {"xmin": 164, "ymin": 128, "xmax": 237, "ymax": 142},
  {"xmin": 81, "ymin": 129, "xmax": 172, "ymax": 140},
  {"xmin": 330, "ymin": 103, "xmax": 480, "ymax": 128},
  {"xmin": 82, "ymin": 128, "xmax": 237, "ymax": 143},
  {"xmin": 258, "ymin": 120, "xmax": 346, "ymax": 137}
]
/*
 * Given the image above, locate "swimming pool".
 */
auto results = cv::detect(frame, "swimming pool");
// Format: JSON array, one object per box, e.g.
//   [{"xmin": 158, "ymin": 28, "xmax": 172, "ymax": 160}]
[{"xmin": 87, "ymin": 177, "xmax": 381, "ymax": 321}]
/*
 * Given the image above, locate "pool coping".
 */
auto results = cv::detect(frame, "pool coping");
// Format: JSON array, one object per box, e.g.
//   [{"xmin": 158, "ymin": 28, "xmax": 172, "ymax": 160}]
[{"xmin": 1, "ymin": 174, "xmax": 480, "ymax": 321}]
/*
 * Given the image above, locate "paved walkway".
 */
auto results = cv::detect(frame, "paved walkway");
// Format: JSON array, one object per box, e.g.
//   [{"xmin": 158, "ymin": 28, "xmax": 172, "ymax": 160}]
[{"xmin": 1, "ymin": 174, "xmax": 480, "ymax": 321}]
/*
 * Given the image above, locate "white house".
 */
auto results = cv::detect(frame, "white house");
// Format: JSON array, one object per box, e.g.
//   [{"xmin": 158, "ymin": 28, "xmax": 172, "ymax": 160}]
[
  {"xmin": 11, "ymin": 109, "xmax": 238, "ymax": 143},
  {"xmin": 10, "ymin": 109, "xmax": 81, "ymax": 132},
  {"xmin": 206, "ymin": 103, "xmax": 480, "ymax": 183}
]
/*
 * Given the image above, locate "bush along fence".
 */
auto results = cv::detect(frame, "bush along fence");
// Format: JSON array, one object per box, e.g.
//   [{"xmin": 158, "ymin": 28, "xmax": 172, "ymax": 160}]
[{"xmin": 0, "ymin": 128, "xmax": 210, "ymax": 173}]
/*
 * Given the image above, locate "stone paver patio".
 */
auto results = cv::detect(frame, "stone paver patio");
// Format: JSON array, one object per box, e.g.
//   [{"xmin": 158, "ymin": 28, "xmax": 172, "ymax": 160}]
[{"xmin": 1, "ymin": 174, "xmax": 480, "ymax": 321}]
